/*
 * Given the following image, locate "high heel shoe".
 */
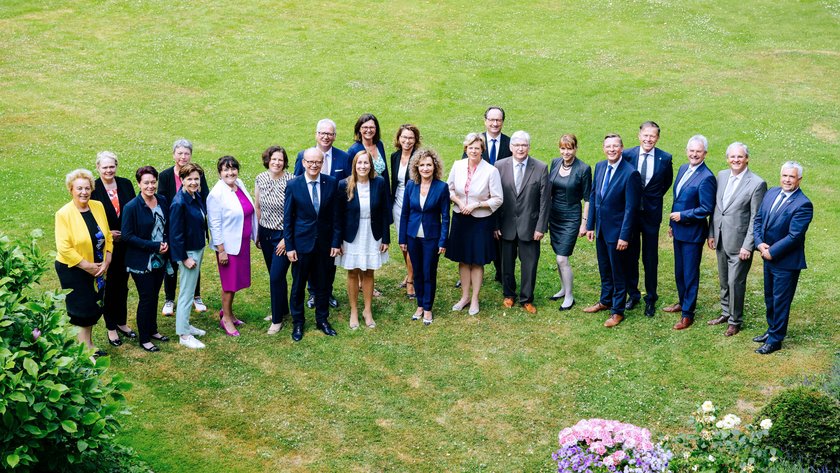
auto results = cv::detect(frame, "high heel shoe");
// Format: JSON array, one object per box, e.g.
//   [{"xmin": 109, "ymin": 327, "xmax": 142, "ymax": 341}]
[
  {"xmin": 423, "ymin": 314, "xmax": 433, "ymax": 326},
  {"xmin": 220, "ymin": 309, "xmax": 244, "ymax": 326},
  {"xmin": 219, "ymin": 318, "xmax": 240, "ymax": 337},
  {"xmin": 411, "ymin": 312, "xmax": 423, "ymax": 321}
]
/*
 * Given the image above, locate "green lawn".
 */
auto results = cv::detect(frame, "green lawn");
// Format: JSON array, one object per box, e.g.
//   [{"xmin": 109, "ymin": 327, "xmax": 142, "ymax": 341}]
[{"xmin": 1, "ymin": 1, "xmax": 839, "ymax": 471}]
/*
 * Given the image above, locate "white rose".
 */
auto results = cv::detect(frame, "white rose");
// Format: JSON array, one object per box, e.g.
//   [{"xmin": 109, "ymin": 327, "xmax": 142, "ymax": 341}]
[
  {"xmin": 708, "ymin": 455, "xmax": 715, "ymax": 462},
  {"xmin": 760, "ymin": 419, "xmax": 773, "ymax": 430},
  {"xmin": 701, "ymin": 401, "xmax": 715, "ymax": 413}
]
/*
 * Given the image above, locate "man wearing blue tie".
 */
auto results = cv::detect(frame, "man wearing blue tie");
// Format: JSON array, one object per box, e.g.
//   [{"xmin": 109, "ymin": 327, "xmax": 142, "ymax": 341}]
[
  {"xmin": 665, "ymin": 135, "xmax": 717, "ymax": 330},
  {"xmin": 583, "ymin": 134, "xmax": 642, "ymax": 328},
  {"xmin": 752, "ymin": 161, "xmax": 813, "ymax": 354},
  {"xmin": 284, "ymin": 148, "xmax": 341, "ymax": 341}
]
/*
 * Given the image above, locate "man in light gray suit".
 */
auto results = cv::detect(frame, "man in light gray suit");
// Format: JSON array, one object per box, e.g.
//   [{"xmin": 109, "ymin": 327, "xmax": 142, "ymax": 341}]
[
  {"xmin": 494, "ymin": 131, "xmax": 550, "ymax": 313},
  {"xmin": 706, "ymin": 142, "xmax": 767, "ymax": 336}
]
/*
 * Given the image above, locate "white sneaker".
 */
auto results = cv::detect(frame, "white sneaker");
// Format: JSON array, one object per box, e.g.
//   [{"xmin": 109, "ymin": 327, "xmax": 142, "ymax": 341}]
[
  {"xmin": 162, "ymin": 300, "xmax": 174, "ymax": 316},
  {"xmin": 193, "ymin": 297, "xmax": 207, "ymax": 313},
  {"xmin": 179, "ymin": 335, "xmax": 205, "ymax": 349},
  {"xmin": 188, "ymin": 325, "xmax": 206, "ymax": 337}
]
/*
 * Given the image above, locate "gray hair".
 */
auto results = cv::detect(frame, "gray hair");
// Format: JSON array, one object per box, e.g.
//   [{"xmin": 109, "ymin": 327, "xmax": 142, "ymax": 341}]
[
  {"xmin": 510, "ymin": 130, "xmax": 531, "ymax": 145},
  {"xmin": 725, "ymin": 142, "xmax": 749, "ymax": 157},
  {"xmin": 781, "ymin": 160, "xmax": 804, "ymax": 178},
  {"xmin": 316, "ymin": 118, "xmax": 337, "ymax": 132},
  {"xmin": 172, "ymin": 138, "xmax": 193, "ymax": 153},
  {"xmin": 65, "ymin": 168, "xmax": 95, "ymax": 191},
  {"xmin": 686, "ymin": 134, "xmax": 708, "ymax": 152},
  {"xmin": 96, "ymin": 150, "xmax": 118, "ymax": 167}
]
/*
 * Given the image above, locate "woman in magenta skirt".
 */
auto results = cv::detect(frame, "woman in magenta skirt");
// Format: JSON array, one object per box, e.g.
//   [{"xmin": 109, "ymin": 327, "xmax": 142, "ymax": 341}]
[{"xmin": 207, "ymin": 155, "xmax": 257, "ymax": 337}]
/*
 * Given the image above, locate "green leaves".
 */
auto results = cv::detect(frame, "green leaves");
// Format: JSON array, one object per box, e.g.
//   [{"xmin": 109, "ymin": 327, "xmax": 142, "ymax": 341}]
[
  {"xmin": 5, "ymin": 453, "xmax": 19, "ymax": 468},
  {"xmin": 60, "ymin": 420, "xmax": 77, "ymax": 433},
  {"xmin": 22, "ymin": 357, "xmax": 38, "ymax": 378}
]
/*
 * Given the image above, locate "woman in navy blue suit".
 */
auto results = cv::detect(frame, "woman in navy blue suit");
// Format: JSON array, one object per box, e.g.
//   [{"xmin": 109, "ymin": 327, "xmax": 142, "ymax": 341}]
[
  {"xmin": 334, "ymin": 151, "xmax": 390, "ymax": 329},
  {"xmin": 121, "ymin": 166, "xmax": 171, "ymax": 352},
  {"xmin": 399, "ymin": 149, "xmax": 450, "ymax": 325}
]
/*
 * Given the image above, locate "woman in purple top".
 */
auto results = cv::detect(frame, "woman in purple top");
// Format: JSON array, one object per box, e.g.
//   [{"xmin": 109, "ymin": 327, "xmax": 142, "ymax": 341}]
[{"xmin": 207, "ymin": 156, "xmax": 257, "ymax": 337}]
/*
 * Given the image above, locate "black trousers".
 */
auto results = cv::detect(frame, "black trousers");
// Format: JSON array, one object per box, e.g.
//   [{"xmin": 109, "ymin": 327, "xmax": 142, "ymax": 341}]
[
  {"xmin": 626, "ymin": 228, "xmax": 661, "ymax": 303},
  {"xmin": 131, "ymin": 269, "xmax": 165, "ymax": 344},
  {"xmin": 103, "ymin": 242, "xmax": 130, "ymax": 329},
  {"xmin": 290, "ymin": 249, "xmax": 331, "ymax": 325},
  {"xmin": 258, "ymin": 226, "xmax": 291, "ymax": 324}
]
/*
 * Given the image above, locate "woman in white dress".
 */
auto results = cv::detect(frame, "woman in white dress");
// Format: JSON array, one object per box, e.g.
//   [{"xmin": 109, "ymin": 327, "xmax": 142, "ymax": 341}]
[
  {"xmin": 334, "ymin": 151, "xmax": 390, "ymax": 329},
  {"xmin": 389, "ymin": 124, "xmax": 421, "ymax": 299}
]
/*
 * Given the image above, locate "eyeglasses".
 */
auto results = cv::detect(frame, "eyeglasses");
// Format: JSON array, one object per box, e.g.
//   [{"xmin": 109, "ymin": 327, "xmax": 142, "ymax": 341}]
[
  {"xmin": 317, "ymin": 131, "xmax": 336, "ymax": 137},
  {"xmin": 360, "ymin": 126, "xmax": 376, "ymax": 131},
  {"xmin": 485, "ymin": 118, "xmax": 503, "ymax": 123},
  {"xmin": 511, "ymin": 143, "xmax": 529, "ymax": 148},
  {"xmin": 303, "ymin": 159, "xmax": 323, "ymax": 167}
]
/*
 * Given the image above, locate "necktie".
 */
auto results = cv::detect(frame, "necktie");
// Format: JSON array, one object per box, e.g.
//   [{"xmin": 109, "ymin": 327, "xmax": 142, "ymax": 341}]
[
  {"xmin": 515, "ymin": 162, "xmax": 525, "ymax": 193},
  {"xmin": 310, "ymin": 181, "xmax": 320, "ymax": 214},
  {"xmin": 770, "ymin": 192, "xmax": 788, "ymax": 215},
  {"xmin": 489, "ymin": 139, "xmax": 497, "ymax": 164},
  {"xmin": 640, "ymin": 153, "xmax": 651, "ymax": 186},
  {"xmin": 676, "ymin": 168, "xmax": 693, "ymax": 197},
  {"xmin": 722, "ymin": 174, "xmax": 737, "ymax": 207},
  {"xmin": 600, "ymin": 165, "xmax": 613, "ymax": 198}
]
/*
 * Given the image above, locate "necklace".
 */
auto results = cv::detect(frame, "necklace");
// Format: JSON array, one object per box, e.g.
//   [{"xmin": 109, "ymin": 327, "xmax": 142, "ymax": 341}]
[{"xmin": 561, "ymin": 159, "xmax": 573, "ymax": 170}]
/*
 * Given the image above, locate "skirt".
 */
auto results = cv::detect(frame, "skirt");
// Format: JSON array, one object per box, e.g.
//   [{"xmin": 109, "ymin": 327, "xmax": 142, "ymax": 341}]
[
  {"xmin": 335, "ymin": 217, "xmax": 389, "ymax": 271},
  {"xmin": 55, "ymin": 261, "xmax": 103, "ymax": 326},
  {"xmin": 445, "ymin": 213, "xmax": 496, "ymax": 265},
  {"xmin": 218, "ymin": 234, "xmax": 252, "ymax": 292}
]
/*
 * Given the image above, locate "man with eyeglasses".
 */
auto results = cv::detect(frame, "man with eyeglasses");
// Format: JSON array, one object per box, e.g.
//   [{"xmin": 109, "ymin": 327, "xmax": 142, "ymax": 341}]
[
  {"xmin": 284, "ymin": 147, "xmax": 341, "ymax": 341},
  {"xmin": 294, "ymin": 119, "xmax": 349, "ymax": 309}
]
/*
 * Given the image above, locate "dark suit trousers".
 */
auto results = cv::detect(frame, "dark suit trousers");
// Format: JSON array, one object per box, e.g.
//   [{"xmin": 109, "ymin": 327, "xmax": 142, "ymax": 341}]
[
  {"xmin": 595, "ymin": 234, "xmax": 630, "ymax": 315},
  {"xmin": 501, "ymin": 238, "xmax": 540, "ymax": 304},
  {"xmin": 103, "ymin": 242, "xmax": 130, "ymax": 329},
  {"xmin": 258, "ymin": 226, "xmax": 291, "ymax": 324},
  {"xmin": 164, "ymin": 265, "xmax": 200, "ymax": 301},
  {"xmin": 407, "ymin": 236, "xmax": 440, "ymax": 311},
  {"xmin": 763, "ymin": 265, "xmax": 800, "ymax": 345},
  {"xmin": 130, "ymin": 269, "xmax": 164, "ymax": 344},
  {"xmin": 673, "ymin": 240, "xmax": 703, "ymax": 319},
  {"xmin": 627, "ymin": 228, "xmax": 660, "ymax": 303},
  {"xmin": 716, "ymin": 245, "xmax": 753, "ymax": 326},
  {"xmin": 290, "ymin": 249, "xmax": 331, "ymax": 325}
]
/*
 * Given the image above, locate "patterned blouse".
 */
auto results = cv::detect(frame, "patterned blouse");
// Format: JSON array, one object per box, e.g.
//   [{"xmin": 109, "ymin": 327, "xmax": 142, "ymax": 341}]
[{"xmin": 255, "ymin": 171, "xmax": 293, "ymax": 230}]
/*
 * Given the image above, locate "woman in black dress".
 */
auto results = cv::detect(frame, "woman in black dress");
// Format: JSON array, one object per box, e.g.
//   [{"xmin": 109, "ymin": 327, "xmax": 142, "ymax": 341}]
[{"xmin": 547, "ymin": 134, "xmax": 591, "ymax": 310}]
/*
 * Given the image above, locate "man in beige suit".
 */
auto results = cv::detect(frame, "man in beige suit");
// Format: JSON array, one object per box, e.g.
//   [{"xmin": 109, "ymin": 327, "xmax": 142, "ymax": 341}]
[
  {"xmin": 494, "ymin": 131, "xmax": 550, "ymax": 313},
  {"xmin": 707, "ymin": 142, "xmax": 767, "ymax": 336}
]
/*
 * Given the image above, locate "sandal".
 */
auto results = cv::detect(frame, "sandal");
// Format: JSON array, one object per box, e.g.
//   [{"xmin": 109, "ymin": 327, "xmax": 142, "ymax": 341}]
[{"xmin": 406, "ymin": 282, "xmax": 416, "ymax": 299}]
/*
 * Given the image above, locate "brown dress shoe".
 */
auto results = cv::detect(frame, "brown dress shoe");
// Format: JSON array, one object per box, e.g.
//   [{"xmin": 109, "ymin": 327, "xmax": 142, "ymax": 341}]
[
  {"xmin": 673, "ymin": 317, "xmax": 694, "ymax": 330},
  {"xmin": 662, "ymin": 303, "xmax": 682, "ymax": 313},
  {"xmin": 724, "ymin": 325, "xmax": 740, "ymax": 337},
  {"xmin": 522, "ymin": 303, "xmax": 537, "ymax": 314},
  {"xmin": 604, "ymin": 314, "xmax": 624, "ymax": 328},
  {"xmin": 503, "ymin": 298, "xmax": 515, "ymax": 309},
  {"xmin": 707, "ymin": 315, "xmax": 729, "ymax": 325},
  {"xmin": 583, "ymin": 302, "xmax": 610, "ymax": 313}
]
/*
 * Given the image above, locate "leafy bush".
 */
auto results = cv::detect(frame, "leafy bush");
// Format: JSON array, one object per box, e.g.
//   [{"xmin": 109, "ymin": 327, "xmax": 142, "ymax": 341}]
[
  {"xmin": 0, "ymin": 232, "xmax": 134, "ymax": 472},
  {"xmin": 759, "ymin": 386, "xmax": 840, "ymax": 470}
]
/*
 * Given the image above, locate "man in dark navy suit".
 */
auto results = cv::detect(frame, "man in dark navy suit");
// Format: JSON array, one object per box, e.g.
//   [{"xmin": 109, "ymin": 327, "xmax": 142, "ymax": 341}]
[
  {"xmin": 665, "ymin": 135, "xmax": 717, "ymax": 330},
  {"xmin": 583, "ymin": 134, "xmax": 642, "ymax": 328},
  {"xmin": 293, "ymin": 119, "xmax": 349, "ymax": 309},
  {"xmin": 752, "ymin": 161, "xmax": 813, "ymax": 354},
  {"xmin": 284, "ymin": 147, "xmax": 341, "ymax": 341},
  {"xmin": 622, "ymin": 121, "xmax": 674, "ymax": 316}
]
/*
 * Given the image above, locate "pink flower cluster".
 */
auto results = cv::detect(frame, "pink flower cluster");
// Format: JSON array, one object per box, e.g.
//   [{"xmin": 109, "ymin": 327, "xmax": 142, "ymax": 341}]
[{"xmin": 558, "ymin": 418, "xmax": 656, "ymax": 456}]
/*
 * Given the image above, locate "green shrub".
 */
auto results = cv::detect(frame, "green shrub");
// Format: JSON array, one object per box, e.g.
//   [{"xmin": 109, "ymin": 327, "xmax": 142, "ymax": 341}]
[
  {"xmin": 759, "ymin": 386, "xmax": 840, "ymax": 470},
  {"xmin": 0, "ymin": 232, "xmax": 133, "ymax": 472}
]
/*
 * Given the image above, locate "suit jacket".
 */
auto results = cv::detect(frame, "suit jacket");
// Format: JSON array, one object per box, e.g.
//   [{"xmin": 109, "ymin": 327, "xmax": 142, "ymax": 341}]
[
  {"xmin": 753, "ymin": 187, "xmax": 813, "ymax": 270},
  {"xmin": 121, "ymin": 194, "xmax": 170, "ymax": 272},
  {"xmin": 293, "ymin": 146, "xmax": 350, "ymax": 181},
  {"xmin": 168, "ymin": 188, "xmax": 208, "ymax": 262},
  {"xmin": 708, "ymin": 168, "xmax": 767, "ymax": 252},
  {"xmin": 494, "ymin": 156, "xmax": 550, "ymax": 240},
  {"xmin": 462, "ymin": 132, "xmax": 512, "ymax": 164},
  {"xmin": 390, "ymin": 149, "xmax": 415, "ymax": 201},
  {"xmin": 347, "ymin": 141, "xmax": 392, "ymax": 219},
  {"xmin": 398, "ymin": 179, "xmax": 451, "ymax": 249},
  {"xmin": 206, "ymin": 178, "xmax": 258, "ymax": 256},
  {"xmin": 622, "ymin": 146, "xmax": 673, "ymax": 230},
  {"xmin": 586, "ymin": 160, "xmax": 642, "ymax": 243},
  {"xmin": 333, "ymin": 176, "xmax": 390, "ymax": 247},
  {"xmin": 90, "ymin": 176, "xmax": 136, "ymax": 234},
  {"xmin": 670, "ymin": 162, "xmax": 717, "ymax": 243},
  {"xmin": 158, "ymin": 165, "xmax": 209, "ymax": 204},
  {"xmin": 283, "ymin": 173, "xmax": 339, "ymax": 254}
]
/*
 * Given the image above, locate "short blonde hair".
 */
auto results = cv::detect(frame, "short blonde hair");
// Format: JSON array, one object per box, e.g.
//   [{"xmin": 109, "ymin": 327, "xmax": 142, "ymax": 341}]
[
  {"xmin": 96, "ymin": 150, "xmax": 118, "ymax": 167},
  {"xmin": 463, "ymin": 132, "xmax": 486, "ymax": 152},
  {"xmin": 65, "ymin": 168, "xmax": 95, "ymax": 191}
]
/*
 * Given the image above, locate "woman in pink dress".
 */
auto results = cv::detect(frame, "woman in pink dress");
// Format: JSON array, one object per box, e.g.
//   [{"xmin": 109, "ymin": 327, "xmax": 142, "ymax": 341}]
[{"xmin": 207, "ymin": 156, "xmax": 257, "ymax": 337}]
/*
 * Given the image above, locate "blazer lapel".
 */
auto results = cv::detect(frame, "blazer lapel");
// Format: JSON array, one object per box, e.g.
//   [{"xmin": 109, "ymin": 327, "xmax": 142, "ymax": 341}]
[
  {"xmin": 724, "ymin": 170, "xmax": 751, "ymax": 212},
  {"xmin": 767, "ymin": 188, "xmax": 799, "ymax": 228},
  {"xmin": 517, "ymin": 159, "xmax": 535, "ymax": 197}
]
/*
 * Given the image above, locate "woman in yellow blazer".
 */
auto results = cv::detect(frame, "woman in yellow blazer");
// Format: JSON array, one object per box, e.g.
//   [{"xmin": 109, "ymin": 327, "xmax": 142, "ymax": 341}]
[{"xmin": 55, "ymin": 169, "xmax": 114, "ymax": 357}]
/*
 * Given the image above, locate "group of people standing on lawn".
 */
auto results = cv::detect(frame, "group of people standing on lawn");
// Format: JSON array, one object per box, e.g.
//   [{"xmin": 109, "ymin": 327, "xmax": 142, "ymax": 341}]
[{"xmin": 54, "ymin": 107, "xmax": 812, "ymax": 358}]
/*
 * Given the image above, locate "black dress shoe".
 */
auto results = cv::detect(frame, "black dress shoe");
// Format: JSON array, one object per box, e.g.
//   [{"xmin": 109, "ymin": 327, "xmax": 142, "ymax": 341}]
[
  {"xmin": 291, "ymin": 324, "xmax": 304, "ymax": 342},
  {"xmin": 141, "ymin": 343, "xmax": 160, "ymax": 352},
  {"xmin": 625, "ymin": 298, "xmax": 640, "ymax": 310},
  {"xmin": 329, "ymin": 295, "xmax": 339, "ymax": 308},
  {"xmin": 753, "ymin": 333, "xmax": 769, "ymax": 343},
  {"xmin": 93, "ymin": 350, "xmax": 108, "ymax": 358},
  {"xmin": 117, "ymin": 327, "xmax": 137, "ymax": 338},
  {"xmin": 151, "ymin": 334, "xmax": 170, "ymax": 342},
  {"xmin": 455, "ymin": 279, "xmax": 462, "ymax": 288},
  {"xmin": 316, "ymin": 321, "xmax": 337, "ymax": 336},
  {"xmin": 644, "ymin": 300, "xmax": 656, "ymax": 317},
  {"xmin": 558, "ymin": 300, "xmax": 575, "ymax": 311},
  {"xmin": 108, "ymin": 337, "xmax": 123, "ymax": 347},
  {"xmin": 306, "ymin": 295, "xmax": 315, "ymax": 309},
  {"xmin": 755, "ymin": 342, "xmax": 782, "ymax": 355}
]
